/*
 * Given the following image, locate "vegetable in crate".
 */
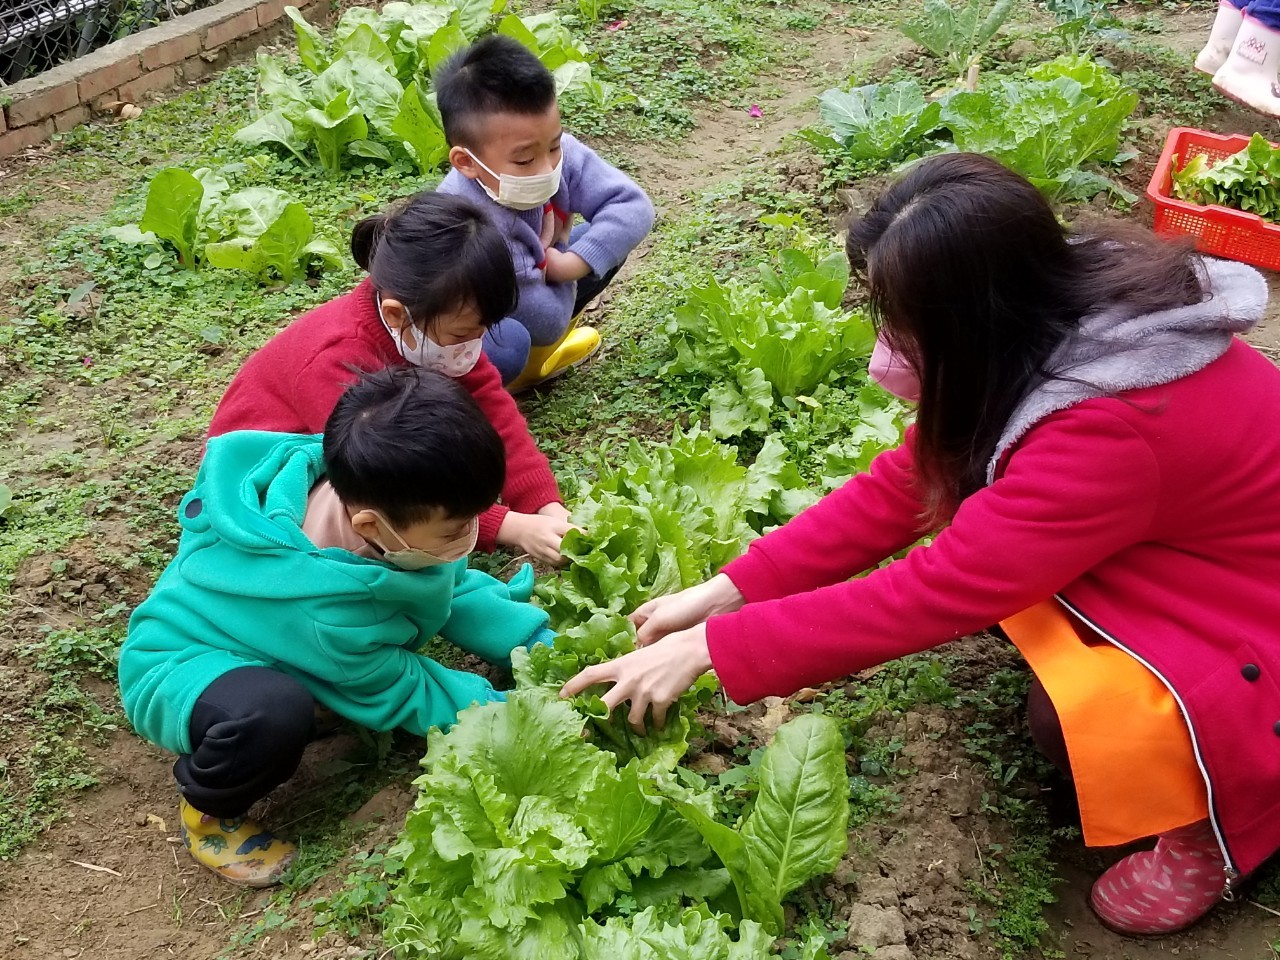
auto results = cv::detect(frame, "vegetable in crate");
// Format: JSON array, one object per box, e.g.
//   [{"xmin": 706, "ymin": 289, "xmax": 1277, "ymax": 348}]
[{"xmin": 1171, "ymin": 133, "xmax": 1280, "ymax": 223}]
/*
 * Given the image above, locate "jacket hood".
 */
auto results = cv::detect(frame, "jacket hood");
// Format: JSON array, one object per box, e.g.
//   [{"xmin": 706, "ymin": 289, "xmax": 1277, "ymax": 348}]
[
  {"xmin": 987, "ymin": 257, "xmax": 1267, "ymax": 482},
  {"xmin": 191, "ymin": 430, "xmax": 326, "ymax": 555}
]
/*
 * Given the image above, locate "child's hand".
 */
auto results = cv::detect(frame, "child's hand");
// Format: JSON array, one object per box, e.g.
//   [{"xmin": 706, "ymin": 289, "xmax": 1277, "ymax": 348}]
[
  {"xmin": 497, "ymin": 510, "xmax": 577, "ymax": 566},
  {"xmin": 543, "ymin": 248, "xmax": 592, "ymax": 284}
]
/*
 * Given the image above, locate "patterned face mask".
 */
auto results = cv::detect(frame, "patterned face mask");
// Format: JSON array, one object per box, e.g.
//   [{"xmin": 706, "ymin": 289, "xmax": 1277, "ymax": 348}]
[{"xmin": 377, "ymin": 296, "xmax": 483, "ymax": 378}]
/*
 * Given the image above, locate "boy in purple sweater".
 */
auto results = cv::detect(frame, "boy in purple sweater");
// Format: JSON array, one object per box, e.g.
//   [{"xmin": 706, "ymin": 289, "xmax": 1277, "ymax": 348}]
[{"xmin": 435, "ymin": 37, "xmax": 655, "ymax": 390}]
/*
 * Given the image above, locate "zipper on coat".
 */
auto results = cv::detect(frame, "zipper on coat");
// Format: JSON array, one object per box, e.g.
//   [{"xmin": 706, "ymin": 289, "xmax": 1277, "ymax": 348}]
[{"xmin": 1054, "ymin": 595, "xmax": 1239, "ymax": 897}]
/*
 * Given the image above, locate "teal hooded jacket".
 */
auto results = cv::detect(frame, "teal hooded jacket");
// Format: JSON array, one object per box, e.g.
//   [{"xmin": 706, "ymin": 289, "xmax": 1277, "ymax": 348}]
[{"xmin": 119, "ymin": 430, "xmax": 553, "ymax": 755}]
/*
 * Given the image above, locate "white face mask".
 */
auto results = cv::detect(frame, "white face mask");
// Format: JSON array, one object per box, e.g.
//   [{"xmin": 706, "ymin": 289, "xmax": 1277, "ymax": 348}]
[
  {"xmin": 465, "ymin": 149, "xmax": 563, "ymax": 211},
  {"xmin": 373, "ymin": 514, "xmax": 479, "ymax": 570},
  {"xmin": 377, "ymin": 296, "xmax": 483, "ymax": 377}
]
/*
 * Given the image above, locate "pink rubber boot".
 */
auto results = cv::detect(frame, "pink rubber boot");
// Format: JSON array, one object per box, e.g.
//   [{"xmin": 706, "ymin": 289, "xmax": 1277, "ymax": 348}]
[{"xmin": 1090, "ymin": 820, "xmax": 1226, "ymax": 935}]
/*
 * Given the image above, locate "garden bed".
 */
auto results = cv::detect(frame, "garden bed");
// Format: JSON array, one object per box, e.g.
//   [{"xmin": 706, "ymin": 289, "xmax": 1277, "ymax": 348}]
[{"xmin": 1, "ymin": 2, "xmax": 1279, "ymax": 959}]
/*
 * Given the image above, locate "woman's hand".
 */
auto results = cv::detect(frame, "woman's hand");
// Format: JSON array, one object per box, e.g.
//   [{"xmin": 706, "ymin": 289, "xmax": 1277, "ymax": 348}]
[
  {"xmin": 496, "ymin": 510, "xmax": 575, "ymax": 566},
  {"xmin": 630, "ymin": 574, "xmax": 746, "ymax": 646},
  {"xmin": 560, "ymin": 623, "xmax": 713, "ymax": 733}
]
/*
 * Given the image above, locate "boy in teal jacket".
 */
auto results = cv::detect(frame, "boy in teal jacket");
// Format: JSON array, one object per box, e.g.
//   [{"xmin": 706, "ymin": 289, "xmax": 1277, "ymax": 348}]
[{"xmin": 119, "ymin": 368, "xmax": 553, "ymax": 887}]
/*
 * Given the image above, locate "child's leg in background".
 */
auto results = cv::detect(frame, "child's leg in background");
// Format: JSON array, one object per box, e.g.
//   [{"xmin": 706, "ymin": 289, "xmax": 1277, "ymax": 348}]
[
  {"xmin": 1210, "ymin": 0, "xmax": 1280, "ymax": 115},
  {"xmin": 483, "ymin": 318, "xmax": 533, "ymax": 384},
  {"xmin": 1198, "ymin": 0, "xmax": 1248, "ymax": 74},
  {"xmin": 175, "ymin": 667, "xmax": 313, "ymax": 886}
]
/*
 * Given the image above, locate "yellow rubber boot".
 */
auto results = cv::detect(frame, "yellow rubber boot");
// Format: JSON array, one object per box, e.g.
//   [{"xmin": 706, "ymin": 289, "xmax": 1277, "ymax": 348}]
[
  {"xmin": 179, "ymin": 797, "xmax": 296, "ymax": 887},
  {"xmin": 506, "ymin": 317, "xmax": 602, "ymax": 394}
]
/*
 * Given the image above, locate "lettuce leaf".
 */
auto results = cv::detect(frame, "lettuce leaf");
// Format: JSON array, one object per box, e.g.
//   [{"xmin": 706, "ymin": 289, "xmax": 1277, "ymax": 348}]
[
  {"xmin": 805, "ymin": 80, "xmax": 942, "ymax": 165},
  {"xmin": 739, "ymin": 714, "xmax": 849, "ymax": 909},
  {"xmin": 664, "ymin": 243, "xmax": 874, "ymax": 438},
  {"xmin": 137, "ymin": 167, "xmax": 204, "ymax": 267},
  {"xmin": 938, "ymin": 55, "xmax": 1138, "ymax": 202},
  {"xmin": 669, "ymin": 715, "xmax": 849, "ymax": 935},
  {"xmin": 1171, "ymin": 132, "xmax": 1280, "ymax": 222}
]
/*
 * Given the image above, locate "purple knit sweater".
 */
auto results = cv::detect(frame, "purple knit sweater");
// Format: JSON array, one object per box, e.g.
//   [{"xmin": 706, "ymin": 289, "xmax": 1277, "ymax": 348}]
[{"xmin": 437, "ymin": 133, "xmax": 655, "ymax": 335}]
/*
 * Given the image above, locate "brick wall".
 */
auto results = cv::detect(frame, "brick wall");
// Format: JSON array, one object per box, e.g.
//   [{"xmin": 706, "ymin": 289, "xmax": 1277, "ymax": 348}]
[{"xmin": 0, "ymin": 0, "xmax": 332, "ymax": 158}]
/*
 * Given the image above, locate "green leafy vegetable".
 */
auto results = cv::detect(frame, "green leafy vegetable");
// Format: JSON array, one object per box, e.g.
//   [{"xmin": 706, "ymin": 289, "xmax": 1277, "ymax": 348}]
[
  {"xmin": 104, "ymin": 167, "xmax": 338, "ymax": 282},
  {"xmin": 514, "ymin": 613, "xmax": 718, "ymax": 773},
  {"xmin": 203, "ymin": 188, "xmax": 341, "ymax": 282},
  {"xmin": 534, "ymin": 427, "xmax": 817, "ymax": 628},
  {"xmin": 384, "ymin": 689, "xmax": 721, "ymax": 959},
  {"xmin": 1171, "ymin": 133, "xmax": 1280, "ymax": 222},
  {"xmin": 738, "ymin": 714, "xmax": 850, "ymax": 911},
  {"xmin": 667, "ymin": 715, "xmax": 848, "ymax": 935},
  {"xmin": 900, "ymin": 0, "xmax": 1016, "ymax": 80},
  {"xmin": 244, "ymin": 3, "xmax": 593, "ymax": 175},
  {"xmin": 665, "ymin": 243, "xmax": 874, "ymax": 437},
  {"xmin": 136, "ymin": 167, "xmax": 205, "ymax": 267},
  {"xmin": 938, "ymin": 55, "xmax": 1138, "ymax": 202},
  {"xmin": 385, "ymin": 691, "xmax": 845, "ymax": 957},
  {"xmin": 1043, "ymin": 0, "xmax": 1120, "ymax": 55},
  {"xmin": 801, "ymin": 80, "xmax": 942, "ymax": 166}
]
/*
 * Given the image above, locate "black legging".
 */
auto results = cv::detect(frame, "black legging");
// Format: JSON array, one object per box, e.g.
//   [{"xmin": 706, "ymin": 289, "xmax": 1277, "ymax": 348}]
[
  {"xmin": 173, "ymin": 667, "xmax": 315, "ymax": 818},
  {"xmin": 1027, "ymin": 676, "xmax": 1072, "ymax": 777}
]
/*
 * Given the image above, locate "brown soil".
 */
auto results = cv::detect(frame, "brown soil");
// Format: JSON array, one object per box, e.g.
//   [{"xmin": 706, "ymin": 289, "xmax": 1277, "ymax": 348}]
[{"xmin": 4, "ymin": 4, "xmax": 1280, "ymax": 960}]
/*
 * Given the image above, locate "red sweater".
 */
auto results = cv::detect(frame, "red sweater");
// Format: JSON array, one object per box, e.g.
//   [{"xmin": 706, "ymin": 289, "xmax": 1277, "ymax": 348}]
[
  {"xmin": 708, "ymin": 339, "xmax": 1280, "ymax": 877},
  {"xmin": 208, "ymin": 279, "xmax": 561, "ymax": 551}
]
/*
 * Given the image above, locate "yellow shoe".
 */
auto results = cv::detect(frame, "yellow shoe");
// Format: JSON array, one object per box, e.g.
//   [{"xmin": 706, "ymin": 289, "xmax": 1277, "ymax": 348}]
[
  {"xmin": 179, "ymin": 797, "xmax": 295, "ymax": 888},
  {"xmin": 507, "ymin": 326, "xmax": 602, "ymax": 394}
]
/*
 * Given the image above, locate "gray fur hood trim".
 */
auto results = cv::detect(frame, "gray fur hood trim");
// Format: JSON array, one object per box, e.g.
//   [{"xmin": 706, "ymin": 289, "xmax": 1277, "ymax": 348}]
[{"xmin": 986, "ymin": 257, "xmax": 1267, "ymax": 484}]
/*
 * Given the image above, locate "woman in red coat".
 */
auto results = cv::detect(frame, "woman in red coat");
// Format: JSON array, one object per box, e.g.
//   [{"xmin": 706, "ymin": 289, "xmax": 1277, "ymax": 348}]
[
  {"xmin": 209, "ymin": 193, "xmax": 572, "ymax": 563},
  {"xmin": 564, "ymin": 153, "xmax": 1280, "ymax": 934}
]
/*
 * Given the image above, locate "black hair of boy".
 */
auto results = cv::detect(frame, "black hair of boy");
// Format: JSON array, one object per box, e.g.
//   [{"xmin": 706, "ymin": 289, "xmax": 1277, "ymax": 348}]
[
  {"xmin": 435, "ymin": 36, "xmax": 557, "ymax": 147},
  {"xmin": 323, "ymin": 367, "xmax": 506, "ymax": 526},
  {"xmin": 349, "ymin": 192, "xmax": 519, "ymax": 328}
]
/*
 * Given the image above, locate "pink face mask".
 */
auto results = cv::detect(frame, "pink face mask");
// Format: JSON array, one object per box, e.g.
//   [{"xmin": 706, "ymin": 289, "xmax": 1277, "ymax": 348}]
[{"xmin": 868, "ymin": 333, "xmax": 921, "ymax": 403}]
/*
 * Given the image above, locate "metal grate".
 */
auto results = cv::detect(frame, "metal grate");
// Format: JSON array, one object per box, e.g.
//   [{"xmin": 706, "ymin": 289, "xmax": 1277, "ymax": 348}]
[{"xmin": 0, "ymin": 0, "xmax": 221, "ymax": 84}]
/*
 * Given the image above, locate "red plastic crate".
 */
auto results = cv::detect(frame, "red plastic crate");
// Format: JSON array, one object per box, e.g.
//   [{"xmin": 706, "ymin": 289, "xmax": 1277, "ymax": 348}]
[{"xmin": 1147, "ymin": 127, "xmax": 1280, "ymax": 272}]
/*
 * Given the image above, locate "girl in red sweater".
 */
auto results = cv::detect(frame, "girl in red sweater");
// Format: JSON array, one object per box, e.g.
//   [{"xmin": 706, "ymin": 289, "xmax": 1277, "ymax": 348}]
[
  {"xmin": 209, "ymin": 193, "xmax": 572, "ymax": 563},
  {"xmin": 564, "ymin": 154, "xmax": 1280, "ymax": 935}
]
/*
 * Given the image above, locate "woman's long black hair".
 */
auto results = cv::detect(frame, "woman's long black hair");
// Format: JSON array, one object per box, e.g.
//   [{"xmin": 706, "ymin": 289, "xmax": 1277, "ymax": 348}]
[{"xmin": 846, "ymin": 152, "xmax": 1204, "ymax": 525}]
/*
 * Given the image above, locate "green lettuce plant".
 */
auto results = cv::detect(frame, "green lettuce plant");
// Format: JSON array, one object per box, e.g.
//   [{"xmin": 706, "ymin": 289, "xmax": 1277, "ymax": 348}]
[
  {"xmin": 534, "ymin": 427, "xmax": 819, "ymax": 630},
  {"xmin": 238, "ymin": 3, "xmax": 596, "ymax": 175},
  {"xmin": 800, "ymin": 79, "xmax": 942, "ymax": 167},
  {"xmin": 938, "ymin": 54, "xmax": 1139, "ymax": 202},
  {"xmin": 105, "ymin": 166, "xmax": 339, "ymax": 282},
  {"xmin": 383, "ymin": 688, "xmax": 844, "ymax": 959},
  {"xmin": 664, "ymin": 243, "xmax": 874, "ymax": 438},
  {"xmin": 900, "ymin": 0, "xmax": 1017, "ymax": 80}
]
